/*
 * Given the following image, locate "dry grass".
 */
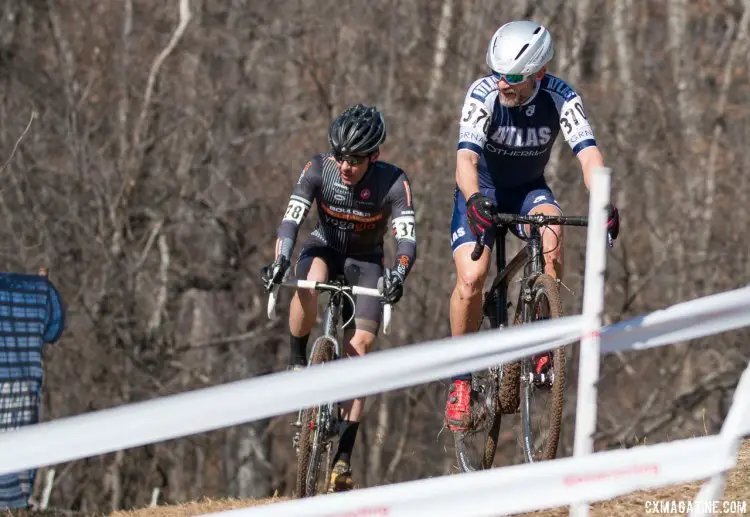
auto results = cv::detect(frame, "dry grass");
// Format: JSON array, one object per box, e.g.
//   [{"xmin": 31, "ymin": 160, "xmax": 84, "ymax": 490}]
[
  {"xmin": 4, "ymin": 442, "xmax": 748, "ymax": 517},
  {"xmin": 107, "ymin": 496, "xmax": 291, "ymax": 517},
  {"xmin": 513, "ymin": 440, "xmax": 750, "ymax": 517}
]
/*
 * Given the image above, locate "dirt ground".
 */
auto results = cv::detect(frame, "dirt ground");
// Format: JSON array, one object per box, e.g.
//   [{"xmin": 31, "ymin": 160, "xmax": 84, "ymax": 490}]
[{"xmin": 5, "ymin": 441, "xmax": 748, "ymax": 517}]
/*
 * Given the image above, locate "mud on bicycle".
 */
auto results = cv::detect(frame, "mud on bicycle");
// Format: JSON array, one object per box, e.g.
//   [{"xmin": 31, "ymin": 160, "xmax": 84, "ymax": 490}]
[
  {"xmin": 451, "ymin": 211, "xmax": 596, "ymax": 472},
  {"xmin": 265, "ymin": 274, "xmax": 392, "ymax": 497}
]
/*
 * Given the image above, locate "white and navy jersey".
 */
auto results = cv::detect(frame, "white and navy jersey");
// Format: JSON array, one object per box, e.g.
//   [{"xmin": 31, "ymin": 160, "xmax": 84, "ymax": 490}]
[{"xmin": 457, "ymin": 73, "xmax": 597, "ymax": 188}]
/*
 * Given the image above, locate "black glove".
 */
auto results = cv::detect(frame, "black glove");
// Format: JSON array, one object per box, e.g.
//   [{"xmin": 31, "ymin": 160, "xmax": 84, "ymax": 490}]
[
  {"xmin": 260, "ymin": 255, "xmax": 290, "ymax": 291},
  {"xmin": 379, "ymin": 268, "xmax": 405, "ymax": 304},
  {"xmin": 606, "ymin": 203, "xmax": 619, "ymax": 241},
  {"xmin": 466, "ymin": 192, "xmax": 497, "ymax": 237}
]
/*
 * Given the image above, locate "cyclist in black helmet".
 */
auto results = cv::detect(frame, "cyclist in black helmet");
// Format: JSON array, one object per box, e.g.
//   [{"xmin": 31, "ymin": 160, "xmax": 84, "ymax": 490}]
[{"xmin": 261, "ymin": 103, "xmax": 418, "ymax": 493}]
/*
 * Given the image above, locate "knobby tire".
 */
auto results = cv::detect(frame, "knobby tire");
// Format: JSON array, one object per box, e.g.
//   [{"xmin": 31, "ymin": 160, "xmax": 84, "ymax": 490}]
[
  {"xmin": 295, "ymin": 337, "xmax": 336, "ymax": 497},
  {"xmin": 520, "ymin": 273, "xmax": 565, "ymax": 462}
]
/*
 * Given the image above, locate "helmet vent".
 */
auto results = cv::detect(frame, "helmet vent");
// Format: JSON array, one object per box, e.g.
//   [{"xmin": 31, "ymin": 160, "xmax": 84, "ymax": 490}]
[
  {"xmin": 533, "ymin": 27, "xmax": 542, "ymax": 34},
  {"xmin": 514, "ymin": 44, "xmax": 529, "ymax": 60}
]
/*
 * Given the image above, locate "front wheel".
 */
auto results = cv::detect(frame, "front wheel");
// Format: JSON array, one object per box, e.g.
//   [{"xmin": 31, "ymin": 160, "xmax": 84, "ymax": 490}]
[
  {"xmin": 295, "ymin": 336, "xmax": 336, "ymax": 497},
  {"xmin": 452, "ymin": 367, "xmax": 502, "ymax": 472},
  {"xmin": 519, "ymin": 274, "xmax": 566, "ymax": 462}
]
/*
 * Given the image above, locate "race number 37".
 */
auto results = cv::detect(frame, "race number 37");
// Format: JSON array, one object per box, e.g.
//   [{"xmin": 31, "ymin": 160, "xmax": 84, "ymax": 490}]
[
  {"xmin": 461, "ymin": 100, "xmax": 491, "ymax": 134},
  {"xmin": 392, "ymin": 215, "xmax": 416, "ymax": 242}
]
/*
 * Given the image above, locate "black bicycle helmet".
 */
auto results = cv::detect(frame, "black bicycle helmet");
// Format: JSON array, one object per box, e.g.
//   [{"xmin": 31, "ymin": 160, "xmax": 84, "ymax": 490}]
[{"xmin": 328, "ymin": 104, "xmax": 386, "ymax": 156}]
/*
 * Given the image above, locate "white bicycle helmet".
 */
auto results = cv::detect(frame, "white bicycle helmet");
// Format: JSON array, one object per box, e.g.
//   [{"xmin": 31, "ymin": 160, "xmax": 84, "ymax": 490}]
[{"xmin": 485, "ymin": 20, "xmax": 554, "ymax": 76}]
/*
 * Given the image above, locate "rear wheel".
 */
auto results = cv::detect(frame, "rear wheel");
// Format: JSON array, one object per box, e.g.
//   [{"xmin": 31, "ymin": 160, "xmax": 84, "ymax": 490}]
[
  {"xmin": 519, "ymin": 274, "xmax": 566, "ymax": 462},
  {"xmin": 295, "ymin": 336, "xmax": 336, "ymax": 497}
]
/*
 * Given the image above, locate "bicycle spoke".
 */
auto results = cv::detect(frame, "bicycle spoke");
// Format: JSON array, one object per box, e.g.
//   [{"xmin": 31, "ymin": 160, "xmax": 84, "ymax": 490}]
[{"xmin": 520, "ymin": 274, "xmax": 566, "ymax": 463}]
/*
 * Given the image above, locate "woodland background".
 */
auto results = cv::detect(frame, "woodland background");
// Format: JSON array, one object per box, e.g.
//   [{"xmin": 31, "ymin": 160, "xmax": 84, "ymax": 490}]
[{"xmin": 0, "ymin": 0, "xmax": 748, "ymax": 512}]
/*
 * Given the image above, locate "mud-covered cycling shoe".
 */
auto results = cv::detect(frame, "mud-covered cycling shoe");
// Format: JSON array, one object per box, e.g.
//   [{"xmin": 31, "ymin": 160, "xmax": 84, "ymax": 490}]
[
  {"xmin": 328, "ymin": 460, "xmax": 354, "ymax": 493},
  {"xmin": 445, "ymin": 379, "xmax": 472, "ymax": 432}
]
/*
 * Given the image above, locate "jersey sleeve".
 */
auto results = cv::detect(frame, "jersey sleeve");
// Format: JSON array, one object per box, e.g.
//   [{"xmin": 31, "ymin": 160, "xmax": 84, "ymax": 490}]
[
  {"xmin": 457, "ymin": 77, "xmax": 497, "ymax": 155},
  {"xmin": 549, "ymin": 80, "xmax": 598, "ymax": 155},
  {"xmin": 385, "ymin": 171, "xmax": 417, "ymax": 280},
  {"xmin": 275, "ymin": 155, "xmax": 322, "ymax": 260}
]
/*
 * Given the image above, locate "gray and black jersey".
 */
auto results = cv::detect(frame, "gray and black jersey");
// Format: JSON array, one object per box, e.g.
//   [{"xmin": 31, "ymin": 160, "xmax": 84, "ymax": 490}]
[{"xmin": 275, "ymin": 153, "xmax": 417, "ymax": 279}]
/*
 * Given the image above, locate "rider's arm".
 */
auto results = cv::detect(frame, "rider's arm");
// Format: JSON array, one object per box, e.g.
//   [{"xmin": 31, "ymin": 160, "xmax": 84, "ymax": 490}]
[
  {"xmin": 456, "ymin": 150, "xmax": 480, "ymax": 201},
  {"xmin": 576, "ymin": 146, "xmax": 605, "ymax": 191},
  {"xmin": 554, "ymin": 87, "xmax": 602, "ymax": 192},
  {"xmin": 455, "ymin": 78, "xmax": 495, "ymax": 200},
  {"xmin": 275, "ymin": 156, "xmax": 322, "ymax": 261},
  {"xmin": 385, "ymin": 171, "xmax": 417, "ymax": 280}
]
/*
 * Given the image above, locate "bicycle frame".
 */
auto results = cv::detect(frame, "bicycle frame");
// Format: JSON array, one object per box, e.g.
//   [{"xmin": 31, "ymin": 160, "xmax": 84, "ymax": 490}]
[
  {"xmin": 455, "ymin": 213, "xmax": 589, "ymax": 471},
  {"xmin": 309, "ymin": 280, "xmax": 348, "ymax": 363},
  {"xmin": 266, "ymin": 276, "xmax": 392, "ymax": 496},
  {"xmin": 483, "ymin": 224, "xmax": 544, "ymax": 328},
  {"xmin": 483, "ymin": 213, "xmax": 588, "ymax": 320}
]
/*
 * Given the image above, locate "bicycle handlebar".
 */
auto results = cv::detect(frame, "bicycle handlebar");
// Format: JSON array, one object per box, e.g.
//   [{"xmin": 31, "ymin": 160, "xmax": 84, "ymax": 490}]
[
  {"xmin": 470, "ymin": 212, "xmax": 592, "ymax": 261},
  {"xmin": 266, "ymin": 278, "xmax": 392, "ymax": 335}
]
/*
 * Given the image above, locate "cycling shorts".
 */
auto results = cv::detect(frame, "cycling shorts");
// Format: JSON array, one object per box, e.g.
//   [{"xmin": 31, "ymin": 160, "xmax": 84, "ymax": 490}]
[
  {"xmin": 450, "ymin": 177, "xmax": 561, "ymax": 254},
  {"xmin": 294, "ymin": 237, "xmax": 384, "ymax": 334}
]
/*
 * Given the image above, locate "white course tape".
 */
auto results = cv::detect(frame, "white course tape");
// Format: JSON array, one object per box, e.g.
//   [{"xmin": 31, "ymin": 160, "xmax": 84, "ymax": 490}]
[
  {"xmin": 0, "ymin": 315, "xmax": 584, "ymax": 475},
  {"xmin": 201, "ymin": 362, "xmax": 750, "ymax": 517},
  {"xmin": 600, "ymin": 286, "xmax": 750, "ymax": 353},
  {"xmin": 198, "ymin": 435, "xmax": 731, "ymax": 517},
  {"xmin": 0, "ymin": 286, "xmax": 748, "ymax": 480}
]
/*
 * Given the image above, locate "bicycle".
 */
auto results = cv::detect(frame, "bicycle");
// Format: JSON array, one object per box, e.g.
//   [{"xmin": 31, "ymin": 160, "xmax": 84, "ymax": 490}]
[
  {"xmin": 266, "ymin": 273, "xmax": 391, "ymax": 497},
  {"xmin": 452, "ymin": 212, "xmax": 591, "ymax": 472}
]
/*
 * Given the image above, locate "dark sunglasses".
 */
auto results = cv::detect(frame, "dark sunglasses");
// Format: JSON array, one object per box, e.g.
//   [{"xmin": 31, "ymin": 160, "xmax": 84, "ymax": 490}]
[{"xmin": 333, "ymin": 152, "xmax": 368, "ymax": 165}]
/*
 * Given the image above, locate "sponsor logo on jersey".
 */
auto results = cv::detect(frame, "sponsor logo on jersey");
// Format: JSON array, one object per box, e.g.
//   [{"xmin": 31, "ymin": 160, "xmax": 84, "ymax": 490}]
[
  {"xmin": 570, "ymin": 127, "xmax": 595, "ymax": 141},
  {"xmin": 544, "ymin": 76, "xmax": 576, "ymax": 100},
  {"xmin": 324, "ymin": 214, "xmax": 376, "ymax": 233},
  {"xmin": 470, "ymin": 78, "xmax": 495, "ymax": 101},
  {"xmin": 321, "ymin": 203, "xmax": 383, "ymax": 223},
  {"xmin": 485, "ymin": 145, "xmax": 548, "ymax": 157},
  {"xmin": 396, "ymin": 254, "xmax": 410, "ymax": 275},
  {"xmin": 489, "ymin": 126, "xmax": 552, "ymax": 148},
  {"xmin": 360, "ymin": 188, "xmax": 371, "ymax": 200}
]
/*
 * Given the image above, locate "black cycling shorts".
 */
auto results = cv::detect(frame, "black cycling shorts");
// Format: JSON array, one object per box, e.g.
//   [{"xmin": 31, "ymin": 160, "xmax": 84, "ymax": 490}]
[{"xmin": 294, "ymin": 238, "xmax": 384, "ymax": 334}]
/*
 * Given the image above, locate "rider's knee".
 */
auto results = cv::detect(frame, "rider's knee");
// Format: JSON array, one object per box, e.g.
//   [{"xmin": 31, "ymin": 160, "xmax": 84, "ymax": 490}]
[
  {"xmin": 346, "ymin": 330, "xmax": 375, "ymax": 357},
  {"xmin": 455, "ymin": 265, "xmax": 487, "ymax": 299},
  {"xmin": 293, "ymin": 289, "xmax": 318, "ymax": 311}
]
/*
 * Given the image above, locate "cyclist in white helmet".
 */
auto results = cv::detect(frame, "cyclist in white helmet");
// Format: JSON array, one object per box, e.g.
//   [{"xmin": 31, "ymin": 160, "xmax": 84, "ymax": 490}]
[{"xmin": 445, "ymin": 20, "xmax": 620, "ymax": 432}]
